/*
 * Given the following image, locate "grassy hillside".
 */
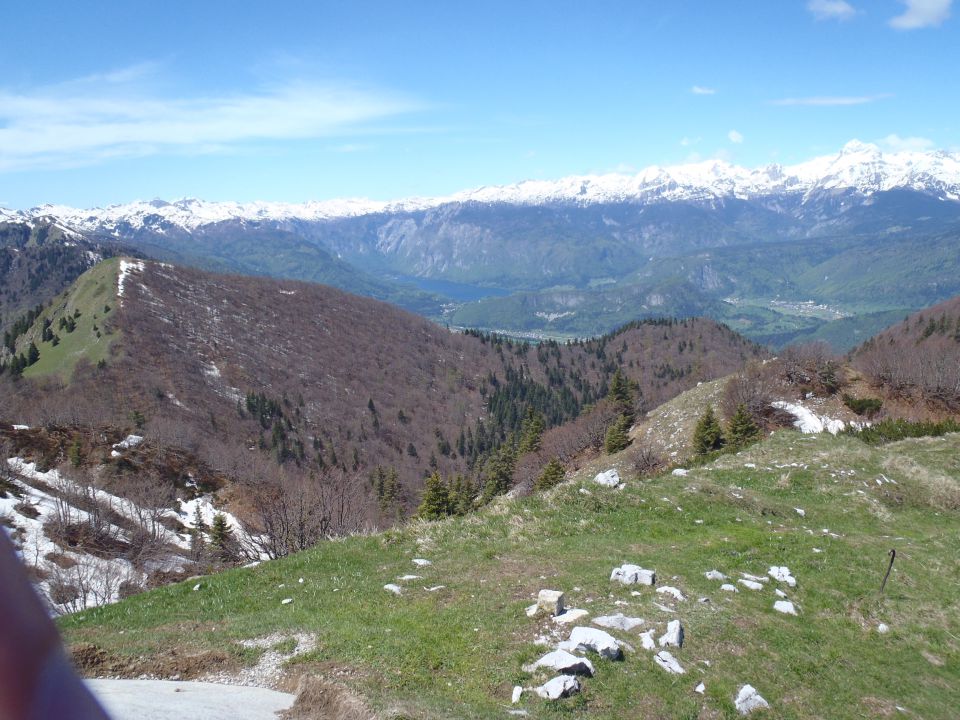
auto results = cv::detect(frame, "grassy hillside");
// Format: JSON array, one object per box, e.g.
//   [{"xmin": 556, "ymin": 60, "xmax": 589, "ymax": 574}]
[
  {"xmin": 62, "ymin": 427, "xmax": 960, "ymax": 719},
  {"xmin": 17, "ymin": 258, "xmax": 121, "ymax": 382},
  {"xmin": 0, "ymin": 220, "xmax": 121, "ymax": 331}
]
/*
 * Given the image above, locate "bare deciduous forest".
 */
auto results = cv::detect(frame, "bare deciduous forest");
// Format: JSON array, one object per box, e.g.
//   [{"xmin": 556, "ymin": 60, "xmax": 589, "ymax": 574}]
[{"xmin": 0, "ymin": 261, "xmax": 766, "ymax": 529}]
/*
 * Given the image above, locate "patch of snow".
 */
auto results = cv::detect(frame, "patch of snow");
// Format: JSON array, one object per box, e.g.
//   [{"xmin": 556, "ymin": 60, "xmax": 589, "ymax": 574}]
[
  {"xmin": 772, "ymin": 401, "xmax": 846, "ymax": 434},
  {"xmin": 117, "ymin": 259, "xmax": 145, "ymax": 304}
]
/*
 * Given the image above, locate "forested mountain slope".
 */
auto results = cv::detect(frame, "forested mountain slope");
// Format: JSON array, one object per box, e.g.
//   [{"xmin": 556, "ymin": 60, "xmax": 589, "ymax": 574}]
[{"xmin": 0, "ymin": 259, "xmax": 764, "ymax": 529}]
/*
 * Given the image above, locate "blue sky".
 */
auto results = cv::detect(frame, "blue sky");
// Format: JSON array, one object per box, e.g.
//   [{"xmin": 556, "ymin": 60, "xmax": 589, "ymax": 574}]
[{"xmin": 0, "ymin": 0, "xmax": 956, "ymax": 208}]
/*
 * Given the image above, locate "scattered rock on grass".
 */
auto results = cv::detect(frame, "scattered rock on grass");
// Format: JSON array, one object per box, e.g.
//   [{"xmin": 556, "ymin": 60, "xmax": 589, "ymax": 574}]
[
  {"xmin": 534, "ymin": 675, "xmax": 580, "ymax": 700},
  {"xmin": 657, "ymin": 586, "xmax": 686, "ymax": 602},
  {"xmin": 568, "ymin": 627, "xmax": 624, "ymax": 660},
  {"xmin": 512, "ymin": 686, "xmax": 523, "ymax": 703},
  {"xmin": 658, "ymin": 619, "xmax": 684, "ymax": 648},
  {"xmin": 721, "ymin": 584, "xmax": 739, "ymax": 593},
  {"xmin": 654, "ymin": 650, "xmax": 685, "ymax": 674},
  {"xmin": 639, "ymin": 629, "xmax": 656, "ymax": 650},
  {"xmin": 704, "ymin": 570, "xmax": 727, "ymax": 581},
  {"xmin": 773, "ymin": 600, "xmax": 797, "ymax": 615},
  {"xmin": 738, "ymin": 579, "xmax": 764, "ymax": 591},
  {"xmin": 735, "ymin": 684, "xmax": 769, "ymax": 714},
  {"xmin": 768, "ymin": 566, "xmax": 797, "ymax": 587},
  {"xmin": 878, "ymin": 623, "xmax": 890, "ymax": 634},
  {"xmin": 553, "ymin": 608, "xmax": 590, "ymax": 624},
  {"xmin": 594, "ymin": 469, "xmax": 622, "ymax": 488},
  {"xmin": 695, "ymin": 682, "xmax": 705, "ymax": 694},
  {"xmin": 383, "ymin": 584, "xmax": 402, "ymax": 595},
  {"xmin": 281, "ymin": 598, "xmax": 293, "ymax": 605},
  {"xmin": 524, "ymin": 650, "xmax": 595, "ymax": 677},
  {"xmin": 412, "ymin": 558, "xmax": 432, "ymax": 567},
  {"xmin": 610, "ymin": 564, "xmax": 656, "ymax": 586},
  {"xmin": 537, "ymin": 589, "xmax": 565, "ymax": 616},
  {"xmin": 592, "ymin": 613, "xmax": 644, "ymax": 631}
]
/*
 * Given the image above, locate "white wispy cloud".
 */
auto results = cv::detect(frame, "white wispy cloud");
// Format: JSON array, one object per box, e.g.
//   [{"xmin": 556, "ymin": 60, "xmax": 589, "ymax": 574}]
[
  {"xmin": 878, "ymin": 133, "xmax": 936, "ymax": 151},
  {"xmin": 770, "ymin": 93, "xmax": 891, "ymax": 106},
  {"xmin": 690, "ymin": 85, "xmax": 716, "ymax": 95},
  {"xmin": 889, "ymin": 0, "xmax": 952, "ymax": 28},
  {"xmin": 679, "ymin": 136, "xmax": 701, "ymax": 147},
  {"xmin": 0, "ymin": 65, "xmax": 422, "ymax": 172},
  {"xmin": 728, "ymin": 129, "xmax": 744, "ymax": 144},
  {"xmin": 807, "ymin": 0, "xmax": 857, "ymax": 20}
]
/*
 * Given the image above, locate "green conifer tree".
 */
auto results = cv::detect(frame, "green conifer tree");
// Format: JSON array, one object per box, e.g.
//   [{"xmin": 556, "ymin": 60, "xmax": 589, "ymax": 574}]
[
  {"xmin": 692, "ymin": 406, "xmax": 725, "ymax": 456},
  {"xmin": 534, "ymin": 458, "xmax": 566, "ymax": 491},
  {"xmin": 604, "ymin": 414, "xmax": 632, "ymax": 454},
  {"xmin": 518, "ymin": 409, "xmax": 545, "ymax": 454},
  {"xmin": 481, "ymin": 446, "xmax": 516, "ymax": 501},
  {"xmin": 209, "ymin": 513, "xmax": 234, "ymax": 560},
  {"xmin": 417, "ymin": 472, "xmax": 452, "ymax": 520},
  {"xmin": 727, "ymin": 403, "xmax": 761, "ymax": 449}
]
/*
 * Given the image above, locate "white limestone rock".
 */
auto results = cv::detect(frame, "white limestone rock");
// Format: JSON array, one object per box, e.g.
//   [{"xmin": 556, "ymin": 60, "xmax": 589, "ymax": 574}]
[
  {"xmin": 720, "ymin": 583, "xmax": 739, "ymax": 593},
  {"xmin": 592, "ymin": 613, "xmax": 644, "ymax": 631},
  {"xmin": 672, "ymin": 468, "xmax": 689, "ymax": 476},
  {"xmin": 735, "ymin": 684, "xmax": 769, "ymax": 714},
  {"xmin": 654, "ymin": 650, "xmax": 685, "ymax": 674},
  {"xmin": 768, "ymin": 566, "xmax": 797, "ymax": 587},
  {"xmin": 658, "ymin": 619, "xmax": 684, "ymax": 648},
  {"xmin": 397, "ymin": 574, "xmax": 421, "ymax": 581},
  {"xmin": 525, "ymin": 650, "xmax": 595, "ymax": 677},
  {"xmin": 534, "ymin": 675, "xmax": 580, "ymax": 700},
  {"xmin": 704, "ymin": 570, "xmax": 727, "ymax": 581},
  {"xmin": 774, "ymin": 588, "xmax": 788, "ymax": 599},
  {"xmin": 773, "ymin": 600, "xmax": 797, "ymax": 615},
  {"xmin": 412, "ymin": 558, "xmax": 432, "ymax": 567},
  {"xmin": 383, "ymin": 584, "xmax": 402, "ymax": 595},
  {"xmin": 511, "ymin": 686, "xmax": 523, "ymax": 704},
  {"xmin": 639, "ymin": 629, "xmax": 656, "ymax": 650},
  {"xmin": 610, "ymin": 564, "xmax": 656, "ymax": 586},
  {"xmin": 568, "ymin": 627, "xmax": 624, "ymax": 660},
  {"xmin": 795, "ymin": 508, "xmax": 806, "ymax": 517},
  {"xmin": 877, "ymin": 623, "xmax": 890, "ymax": 634},
  {"xmin": 594, "ymin": 469, "xmax": 622, "ymax": 488},
  {"xmin": 695, "ymin": 682, "xmax": 705, "ymax": 694},
  {"xmin": 537, "ymin": 589, "xmax": 565, "ymax": 616},
  {"xmin": 741, "ymin": 573, "xmax": 769, "ymax": 584},
  {"xmin": 656, "ymin": 586, "xmax": 686, "ymax": 602},
  {"xmin": 738, "ymin": 579, "xmax": 764, "ymax": 591},
  {"xmin": 553, "ymin": 608, "xmax": 590, "ymax": 624}
]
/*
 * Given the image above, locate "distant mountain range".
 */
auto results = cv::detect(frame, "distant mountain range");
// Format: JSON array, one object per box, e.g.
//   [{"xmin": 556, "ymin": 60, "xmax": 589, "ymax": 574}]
[
  {"xmin": 4, "ymin": 141, "xmax": 960, "ymax": 348},
  {"xmin": 6, "ymin": 140, "xmax": 960, "ymax": 227}
]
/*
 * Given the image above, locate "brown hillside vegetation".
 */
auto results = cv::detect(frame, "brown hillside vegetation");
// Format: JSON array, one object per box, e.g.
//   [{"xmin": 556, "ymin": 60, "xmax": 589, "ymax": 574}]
[
  {"xmin": 854, "ymin": 295, "xmax": 960, "ymax": 412},
  {"xmin": 0, "ymin": 260, "xmax": 766, "ymax": 531}
]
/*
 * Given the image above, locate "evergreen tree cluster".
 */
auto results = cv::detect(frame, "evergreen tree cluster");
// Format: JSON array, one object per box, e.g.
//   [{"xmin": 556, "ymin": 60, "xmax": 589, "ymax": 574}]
[
  {"xmin": 416, "ymin": 471, "xmax": 476, "ymax": 519},
  {"xmin": 692, "ymin": 404, "xmax": 761, "ymax": 457}
]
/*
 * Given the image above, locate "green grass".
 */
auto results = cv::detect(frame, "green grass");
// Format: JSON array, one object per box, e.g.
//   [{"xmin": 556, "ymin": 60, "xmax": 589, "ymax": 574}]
[
  {"xmin": 21, "ymin": 258, "xmax": 120, "ymax": 382},
  {"xmin": 61, "ymin": 430, "xmax": 960, "ymax": 718}
]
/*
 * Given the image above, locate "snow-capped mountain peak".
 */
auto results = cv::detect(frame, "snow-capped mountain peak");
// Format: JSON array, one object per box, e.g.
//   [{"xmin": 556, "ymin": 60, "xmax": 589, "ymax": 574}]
[{"xmin": 4, "ymin": 142, "xmax": 960, "ymax": 233}]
